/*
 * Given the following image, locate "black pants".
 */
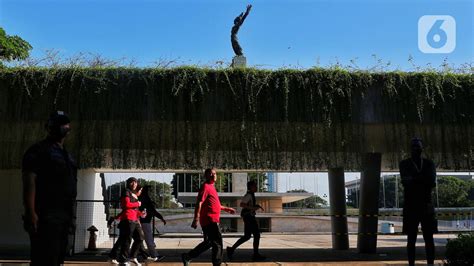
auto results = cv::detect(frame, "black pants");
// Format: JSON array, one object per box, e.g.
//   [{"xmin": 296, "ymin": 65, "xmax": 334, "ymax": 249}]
[
  {"xmin": 117, "ymin": 220, "xmax": 144, "ymax": 261},
  {"xmin": 231, "ymin": 215, "xmax": 260, "ymax": 254},
  {"xmin": 29, "ymin": 217, "xmax": 70, "ymax": 266},
  {"xmin": 110, "ymin": 233, "xmax": 148, "ymax": 262},
  {"xmin": 404, "ymin": 210, "xmax": 436, "ymax": 266},
  {"xmin": 188, "ymin": 223, "xmax": 223, "ymax": 266}
]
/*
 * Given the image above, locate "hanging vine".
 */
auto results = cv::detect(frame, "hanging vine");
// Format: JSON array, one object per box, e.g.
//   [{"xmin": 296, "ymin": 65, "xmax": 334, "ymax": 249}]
[{"xmin": 0, "ymin": 66, "xmax": 472, "ymax": 171}]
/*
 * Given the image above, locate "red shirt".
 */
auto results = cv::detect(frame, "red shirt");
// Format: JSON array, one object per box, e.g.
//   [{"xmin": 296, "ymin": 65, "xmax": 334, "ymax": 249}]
[
  {"xmin": 197, "ymin": 182, "xmax": 221, "ymax": 227},
  {"xmin": 119, "ymin": 190, "xmax": 140, "ymax": 221}
]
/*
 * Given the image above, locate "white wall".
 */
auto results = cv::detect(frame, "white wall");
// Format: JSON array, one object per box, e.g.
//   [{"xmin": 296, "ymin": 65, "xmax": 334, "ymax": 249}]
[
  {"xmin": 74, "ymin": 169, "xmax": 108, "ymax": 253},
  {"xmin": 0, "ymin": 169, "xmax": 30, "ymax": 249}
]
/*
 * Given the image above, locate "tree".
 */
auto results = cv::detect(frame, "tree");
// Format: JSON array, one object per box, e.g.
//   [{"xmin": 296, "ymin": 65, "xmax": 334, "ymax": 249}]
[
  {"xmin": 437, "ymin": 176, "xmax": 471, "ymax": 207},
  {"xmin": 348, "ymin": 175, "xmax": 474, "ymax": 208},
  {"xmin": 0, "ymin": 27, "xmax": 32, "ymax": 63},
  {"xmin": 378, "ymin": 176, "xmax": 404, "ymax": 208},
  {"xmin": 283, "ymin": 189, "xmax": 327, "ymax": 208},
  {"xmin": 107, "ymin": 178, "xmax": 177, "ymax": 209},
  {"xmin": 171, "ymin": 172, "xmax": 233, "ymax": 202}
]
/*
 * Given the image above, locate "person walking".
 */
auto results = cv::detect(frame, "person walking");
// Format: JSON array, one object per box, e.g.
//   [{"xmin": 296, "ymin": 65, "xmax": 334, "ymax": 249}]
[
  {"xmin": 115, "ymin": 177, "xmax": 145, "ymax": 265},
  {"xmin": 139, "ymin": 185, "xmax": 166, "ymax": 262},
  {"xmin": 109, "ymin": 184, "xmax": 146, "ymax": 265},
  {"xmin": 226, "ymin": 180, "xmax": 266, "ymax": 261},
  {"xmin": 181, "ymin": 168, "xmax": 236, "ymax": 266},
  {"xmin": 399, "ymin": 138, "xmax": 437, "ymax": 266},
  {"xmin": 22, "ymin": 111, "xmax": 77, "ymax": 266}
]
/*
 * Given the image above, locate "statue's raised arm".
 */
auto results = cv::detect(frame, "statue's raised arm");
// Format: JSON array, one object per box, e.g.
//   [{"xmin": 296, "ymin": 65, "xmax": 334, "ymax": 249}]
[{"xmin": 231, "ymin": 4, "xmax": 252, "ymax": 56}]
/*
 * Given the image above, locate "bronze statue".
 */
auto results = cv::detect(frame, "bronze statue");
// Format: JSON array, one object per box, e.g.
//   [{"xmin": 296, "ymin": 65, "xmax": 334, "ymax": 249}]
[{"xmin": 231, "ymin": 4, "xmax": 252, "ymax": 56}]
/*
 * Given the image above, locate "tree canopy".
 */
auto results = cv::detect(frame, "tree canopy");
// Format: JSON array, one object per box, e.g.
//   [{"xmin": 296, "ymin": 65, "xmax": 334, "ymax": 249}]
[
  {"xmin": 106, "ymin": 178, "xmax": 178, "ymax": 208},
  {"xmin": 437, "ymin": 176, "xmax": 473, "ymax": 207},
  {"xmin": 348, "ymin": 175, "xmax": 474, "ymax": 208},
  {"xmin": 0, "ymin": 27, "xmax": 32, "ymax": 63}
]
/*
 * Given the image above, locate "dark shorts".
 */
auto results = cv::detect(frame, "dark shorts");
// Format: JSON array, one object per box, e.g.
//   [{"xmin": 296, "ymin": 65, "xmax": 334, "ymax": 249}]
[{"xmin": 403, "ymin": 210, "xmax": 438, "ymax": 234}]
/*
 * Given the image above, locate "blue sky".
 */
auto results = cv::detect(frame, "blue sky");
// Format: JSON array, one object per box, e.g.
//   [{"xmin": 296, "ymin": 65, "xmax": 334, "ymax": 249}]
[{"xmin": 1, "ymin": 0, "xmax": 472, "ymax": 70}]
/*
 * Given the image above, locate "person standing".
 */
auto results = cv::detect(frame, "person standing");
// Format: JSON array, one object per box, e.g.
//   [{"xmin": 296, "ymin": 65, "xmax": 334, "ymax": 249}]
[
  {"xmin": 181, "ymin": 168, "xmax": 236, "ymax": 266},
  {"xmin": 22, "ymin": 111, "xmax": 77, "ymax": 266},
  {"xmin": 139, "ymin": 185, "xmax": 166, "ymax": 262},
  {"xmin": 226, "ymin": 180, "xmax": 266, "ymax": 261},
  {"xmin": 399, "ymin": 138, "xmax": 437, "ymax": 266}
]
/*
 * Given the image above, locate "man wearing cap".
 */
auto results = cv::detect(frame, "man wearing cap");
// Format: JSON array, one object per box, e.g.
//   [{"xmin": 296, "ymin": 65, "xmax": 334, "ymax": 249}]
[
  {"xmin": 22, "ymin": 111, "xmax": 77, "ymax": 266},
  {"xmin": 399, "ymin": 138, "xmax": 437, "ymax": 266}
]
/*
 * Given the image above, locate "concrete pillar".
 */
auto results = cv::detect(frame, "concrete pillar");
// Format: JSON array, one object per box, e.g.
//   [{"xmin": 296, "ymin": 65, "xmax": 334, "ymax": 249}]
[
  {"xmin": 357, "ymin": 153, "xmax": 382, "ymax": 253},
  {"xmin": 74, "ymin": 169, "xmax": 108, "ymax": 254},
  {"xmin": 328, "ymin": 167, "xmax": 349, "ymax": 250},
  {"xmin": 232, "ymin": 173, "xmax": 248, "ymax": 194}
]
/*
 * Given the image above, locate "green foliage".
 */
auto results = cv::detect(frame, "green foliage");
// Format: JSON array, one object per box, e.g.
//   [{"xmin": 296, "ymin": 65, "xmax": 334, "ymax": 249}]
[
  {"xmin": 378, "ymin": 176, "xmax": 404, "ymax": 208},
  {"xmin": 445, "ymin": 232, "xmax": 474, "ymax": 265},
  {"xmin": 437, "ymin": 176, "xmax": 472, "ymax": 207},
  {"xmin": 351, "ymin": 175, "xmax": 474, "ymax": 208},
  {"xmin": 171, "ymin": 172, "xmax": 232, "ymax": 203},
  {"xmin": 0, "ymin": 67, "xmax": 472, "ymax": 171},
  {"xmin": 107, "ymin": 178, "xmax": 177, "ymax": 208},
  {"xmin": 0, "ymin": 27, "xmax": 32, "ymax": 63}
]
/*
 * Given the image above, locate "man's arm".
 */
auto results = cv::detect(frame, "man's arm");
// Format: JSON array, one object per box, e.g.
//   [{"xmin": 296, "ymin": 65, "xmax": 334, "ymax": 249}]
[
  {"xmin": 22, "ymin": 171, "xmax": 38, "ymax": 233},
  {"xmin": 151, "ymin": 208, "xmax": 166, "ymax": 224},
  {"xmin": 191, "ymin": 201, "xmax": 203, "ymax": 229},
  {"xmin": 221, "ymin": 205, "xmax": 236, "ymax": 214},
  {"xmin": 239, "ymin": 202, "xmax": 261, "ymax": 211},
  {"xmin": 399, "ymin": 160, "xmax": 412, "ymax": 186}
]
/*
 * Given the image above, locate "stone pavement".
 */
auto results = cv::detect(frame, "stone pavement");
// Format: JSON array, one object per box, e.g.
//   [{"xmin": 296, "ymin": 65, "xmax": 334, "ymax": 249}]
[{"xmin": 0, "ymin": 233, "xmax": 454, "ymax": 265}]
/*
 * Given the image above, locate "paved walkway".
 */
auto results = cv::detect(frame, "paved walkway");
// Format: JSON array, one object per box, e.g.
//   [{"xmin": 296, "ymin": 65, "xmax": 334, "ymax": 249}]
[{"xmin": 0, "ymin": 233, "xmax": 454, "ymax": 265}]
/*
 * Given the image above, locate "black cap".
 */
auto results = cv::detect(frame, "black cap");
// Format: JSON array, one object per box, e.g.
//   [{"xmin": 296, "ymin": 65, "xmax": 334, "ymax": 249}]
[{"xmin": 47, "ymin": 111, "xmax": 70, "ymax": 128}]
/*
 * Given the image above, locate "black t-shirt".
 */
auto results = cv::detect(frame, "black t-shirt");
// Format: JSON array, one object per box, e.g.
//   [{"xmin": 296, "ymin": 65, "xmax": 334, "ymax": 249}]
[
  {"xmin": 399, "ymin": 158, "xmax": 436, "ymax": 212},
  {"xmin": 22, "ymin": 137, "xmax": 78, "ymax": 216},
  {"xmin": 139, "ymin": 200, "xmax": 163, "ymax": 223}
]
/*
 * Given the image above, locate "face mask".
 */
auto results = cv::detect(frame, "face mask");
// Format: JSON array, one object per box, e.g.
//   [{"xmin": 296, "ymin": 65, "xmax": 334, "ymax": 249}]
[
  {"xmin": 59, "ymin": 125, "xmax": 71, "ymax": 138},
  {"xmin": 49, "ymin": 125, "xmax": 70, "ymax": 140}
]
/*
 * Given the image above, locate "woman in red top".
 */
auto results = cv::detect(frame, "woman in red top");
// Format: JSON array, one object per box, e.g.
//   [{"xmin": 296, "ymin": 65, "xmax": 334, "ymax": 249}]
[
  {"xmin": 115, "ymin": 177, "xmax": 144, "ymax": 265},
  {"xmin": 182, "ymin": 168, "xmax": 235, "ymax": 266}
]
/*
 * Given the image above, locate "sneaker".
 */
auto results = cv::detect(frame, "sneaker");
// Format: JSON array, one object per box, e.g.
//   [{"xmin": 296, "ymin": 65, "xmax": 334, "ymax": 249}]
[
  {"xmin": 181, "ymin": 253, "xmax": 191, "ymax": 266},
  {"xmin": 147, "ymin": 255, "xmax": 165, "ymax": 262},
  {"xmin": 226, "ymin": 246, "xmax": 234, "ymax": 261},
  {"xmin": 252, "ymin": 253, "xmax": 266, "ymax": 261},
  {"xmin": 108, "ymin": 258, "xmax": 119, "ymax": 264},
  {"xmin": 130, "ymin": 258, "xmax": 141, "ymax": 266}
]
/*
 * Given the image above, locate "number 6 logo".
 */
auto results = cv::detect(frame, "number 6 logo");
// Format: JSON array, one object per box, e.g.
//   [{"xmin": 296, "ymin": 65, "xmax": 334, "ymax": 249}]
[{"xmin": 418, "ymin": 15, "xmax": 456, "ymax": 54}]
